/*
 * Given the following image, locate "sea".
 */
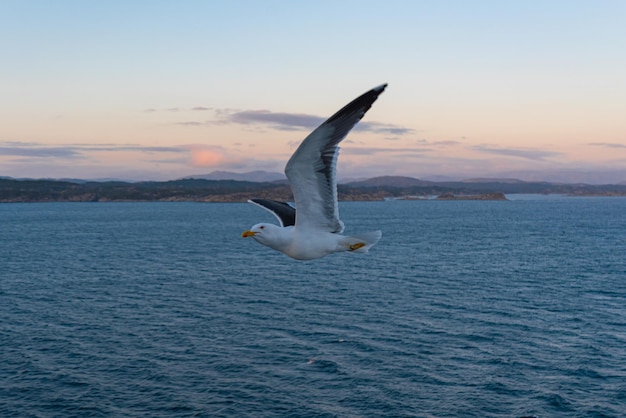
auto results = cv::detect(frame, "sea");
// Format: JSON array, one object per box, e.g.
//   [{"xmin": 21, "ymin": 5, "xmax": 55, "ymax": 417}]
[{"xmin": 1, "ymin": 196, "xmax": 625, "ymax": 417}]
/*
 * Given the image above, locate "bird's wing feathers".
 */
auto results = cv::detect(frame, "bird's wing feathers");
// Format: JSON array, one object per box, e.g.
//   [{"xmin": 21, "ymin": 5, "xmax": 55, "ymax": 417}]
[
  {"xmin": 285, "ymin": 84, "xmax": 387, "ymax": 233},
  {"xmin": 248, "ymin": 198, "xmax": 296, "ymax": 227}
]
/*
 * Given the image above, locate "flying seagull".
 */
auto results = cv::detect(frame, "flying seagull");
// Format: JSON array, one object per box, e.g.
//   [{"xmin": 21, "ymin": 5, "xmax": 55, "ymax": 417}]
[{"xmin": 242, "ymin": 84, "xmax": 387, "ymax": 260}]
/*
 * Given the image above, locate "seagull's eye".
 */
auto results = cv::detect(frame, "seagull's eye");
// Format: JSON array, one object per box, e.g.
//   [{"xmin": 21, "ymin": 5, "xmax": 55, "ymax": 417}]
[{"xmin": 260, "ymin": 225, "xmax": 265, "ymax": 229}]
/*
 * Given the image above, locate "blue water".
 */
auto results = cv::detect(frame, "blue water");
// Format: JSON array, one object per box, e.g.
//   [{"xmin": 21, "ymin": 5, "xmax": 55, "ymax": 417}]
[{"xmin": 1, "ymin": 197, "xmax": 625, "ymax": 417}]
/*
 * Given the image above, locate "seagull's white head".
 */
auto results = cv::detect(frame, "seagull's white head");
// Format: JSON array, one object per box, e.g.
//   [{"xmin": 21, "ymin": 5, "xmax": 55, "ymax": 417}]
[{"xmin": 241, "ymin": 223, "xmax": 285, "ymax": 246}]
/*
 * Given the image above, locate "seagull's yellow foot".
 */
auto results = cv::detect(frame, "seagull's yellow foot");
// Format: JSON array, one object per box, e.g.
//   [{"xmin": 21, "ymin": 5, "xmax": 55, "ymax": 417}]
[{"xmin": 349, "ymin": 242, "xmax": 366, "ymax": 251}]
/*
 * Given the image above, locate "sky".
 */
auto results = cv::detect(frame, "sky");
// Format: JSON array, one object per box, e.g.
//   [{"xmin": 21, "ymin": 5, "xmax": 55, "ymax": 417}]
[{"xmin": 2, "ymin": 0, "xmax": 626, "ymax": 183}]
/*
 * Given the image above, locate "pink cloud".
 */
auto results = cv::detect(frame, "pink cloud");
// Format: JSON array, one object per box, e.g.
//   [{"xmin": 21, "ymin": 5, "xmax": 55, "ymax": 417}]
[
  {"xmin": 186, "ymin": 145, "xmax": 244, "ymax": 168},
  {"xmin": 188, "ymin": 146, "xmax": 224, "ymax": 167}
]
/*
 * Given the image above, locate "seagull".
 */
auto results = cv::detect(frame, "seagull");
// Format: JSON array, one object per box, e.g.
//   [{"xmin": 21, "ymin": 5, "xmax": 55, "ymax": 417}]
[{"xmin": 242, "ymin": 84, "xmax": 387, "ymax": 260}]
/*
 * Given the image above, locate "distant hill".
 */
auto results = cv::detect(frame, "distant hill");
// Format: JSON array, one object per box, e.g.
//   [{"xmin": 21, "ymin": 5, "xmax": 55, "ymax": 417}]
[
  {"xmin": 342, "ymin": 176, "xmax": 626, "ymax": 196},
  {"xmin": 345, "ymin": 176, "xmax": 434, "ymax": 187},
  {"xmin": 494, "ymin": 169, "xmax": 626, "ymax": 185},
  {"xmin": 0, "ymin": 178, "xmax": 292, "ymax": 203},
  {"xmin": 460, "ymin": 178, "xmax": 528, "ymax": 184},
  {"xmin": 183, "ymin": 170, "xmax": 285, "ymax": 182},
  {"xmin": 1, "ymin": 176, "xmax": 626, "ymax": 203}
]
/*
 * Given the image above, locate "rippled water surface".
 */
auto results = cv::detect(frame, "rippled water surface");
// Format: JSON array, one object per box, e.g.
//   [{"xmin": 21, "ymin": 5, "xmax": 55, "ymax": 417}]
[{"xmin": 1, "ymin": 197, "xmax": 626, "ymax": 417}]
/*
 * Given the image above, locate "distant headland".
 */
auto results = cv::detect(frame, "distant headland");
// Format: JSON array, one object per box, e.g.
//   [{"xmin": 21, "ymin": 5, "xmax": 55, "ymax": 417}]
[
  {"xmin": 1, "ymin": 175, "xmax": 625, "ymax": 203},
  {"xmin": 435, "ymin": 192, "xmax": 508, "ymax": 201}
]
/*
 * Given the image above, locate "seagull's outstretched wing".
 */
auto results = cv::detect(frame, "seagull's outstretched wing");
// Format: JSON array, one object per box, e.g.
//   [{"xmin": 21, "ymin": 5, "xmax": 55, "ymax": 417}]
[
  {"xmin": 248, "ymin": 198, "xmax": 296, "ymax": 227},
  {"xmin": 285, "ymin": 84, "xmax": 387, "ymax": 233}
]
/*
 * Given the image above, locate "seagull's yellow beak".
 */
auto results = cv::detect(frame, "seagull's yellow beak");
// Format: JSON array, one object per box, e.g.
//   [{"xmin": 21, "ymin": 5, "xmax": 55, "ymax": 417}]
[{"xmin": 241, "ymin": 230, "xmax": 257, "ymax": 238}]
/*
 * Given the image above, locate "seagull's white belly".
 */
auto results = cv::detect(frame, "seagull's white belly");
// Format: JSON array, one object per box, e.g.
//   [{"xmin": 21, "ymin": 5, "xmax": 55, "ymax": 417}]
[{"xmin": 284, "ymin": 231, "xmax": 341, "ymax": 260}]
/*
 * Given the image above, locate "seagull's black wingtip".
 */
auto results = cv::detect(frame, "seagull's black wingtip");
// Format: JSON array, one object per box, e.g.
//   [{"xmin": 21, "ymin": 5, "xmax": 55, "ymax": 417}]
[
  {"xmin": 324, "ymin": 83, "xmax": 388, "ymax": 127},
  {"xmin": 373, "ymin": 83, "xmax": 388, "ymax": 93}
]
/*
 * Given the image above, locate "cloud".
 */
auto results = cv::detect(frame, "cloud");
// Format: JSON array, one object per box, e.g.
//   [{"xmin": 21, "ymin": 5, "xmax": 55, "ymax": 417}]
[
  {"xmin": 144, "ymin": 107, "xmax": 213, "ymax": 113},
  {"xmin": 0, "ymin": 141, "xmax": 249, "ymax": 179},
  {"xmin": 354, "ymin": 122, "xmax": 415, "ymax": 135},
  {"xmin": 215, "ymin": 109, "xmax": 414, "ymax": 136},
  {"xmin": 227, "ymin": 110, "xmax": 323, "ymax": 130},
  {"xmin": 343, "ymin": 146, "xmax": 432, "ymax": 156},
  {"xmin": 0, "ymin": 141, "xmax": 187, "ymax": 159},
  {"xmin": 182, "ymin": 144, "xmax": 243, "ymax": 168},
  {"xmin": 435, "ymin": 140, "xmax": 461, "ymax": 146},
  {"xmin": 471, "ymin": 145, "xmax": 561, "ymax": 161},
  {"xmin": 189, "ymin": 147, "xmax": 225, "ymax": 166},
  {"xmin": 73, "ymin": 144, "xmax": 186, "ymax": 154},
  {"xmin": 174, "ymin": 121, "xmax": 208, "ymax": 127},
  {"xmin": 0, "ymin": 144, "xmax": 81, "ymax": 159},
  {"xmin": 417, "ymin": 139, "xmax": 462, "ymax": 147},
  {"xmin": 589, "ymin": 142, "xmax": 626, "ymax": 149},
  {"xmin": 110, "ymin": 145, "xmax": 186, "ymax": 153}
]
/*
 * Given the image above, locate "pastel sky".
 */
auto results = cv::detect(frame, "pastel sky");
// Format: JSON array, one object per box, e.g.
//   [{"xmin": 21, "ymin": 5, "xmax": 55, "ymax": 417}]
[{"xmin": 2, "ymin": 1, "xmax": 626, "ymax": 183}]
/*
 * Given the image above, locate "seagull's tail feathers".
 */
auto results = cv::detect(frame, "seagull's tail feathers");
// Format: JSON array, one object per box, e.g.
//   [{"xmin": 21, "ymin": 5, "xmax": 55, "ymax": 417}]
[{"xmin": 339, "ymin": 230, "xmax": 382, "ymax": 254}]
